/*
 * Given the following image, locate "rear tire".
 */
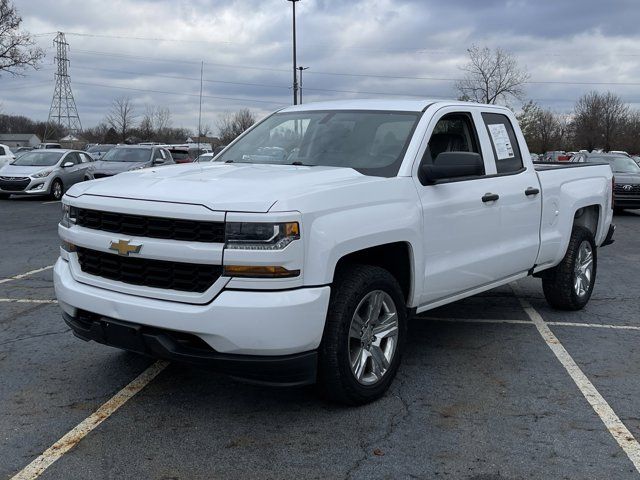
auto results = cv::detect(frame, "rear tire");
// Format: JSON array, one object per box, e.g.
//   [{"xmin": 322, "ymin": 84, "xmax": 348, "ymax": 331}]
[
  {"xmin": 317, "ymin": 264, "xmax": 407, "ymax": 405},
  {"xmin": 50, "ymin": 179, "xmax": 63, "ymax": 200},
  {"xmin": 542, "ymin": 226, "xmax": 597, "ymax": 311}
]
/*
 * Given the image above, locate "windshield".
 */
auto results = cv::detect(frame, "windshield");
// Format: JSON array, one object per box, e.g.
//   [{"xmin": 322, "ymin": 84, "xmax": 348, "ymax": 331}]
[
  {"xmin": 87, "ymin": 145, "xmax": 115, "ymax": 153},
  {"xmin": 216, "ymin": 110, "xmax": 421, "ymax": 177},
  {"xmin": 11, "ymin": 151, "xmax": 63, "ymax": 167},
  {"xmin": 591, "ymin": 156, "xmax": 640, "ymax": 173},
  {"xmin": 101, "ymin": 147, "xmax": 152, "ymax": 162}
]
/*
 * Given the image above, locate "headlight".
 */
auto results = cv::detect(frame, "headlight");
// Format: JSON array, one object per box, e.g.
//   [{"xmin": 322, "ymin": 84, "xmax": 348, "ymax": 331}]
[
  {"xmin": 225, "ymin": 222, "xmax": 300, "ymax": 250},
  {"xmin": 60, "ymin": 203, "xmax": 76, "ymax": 228},
  {"xmin": 32, "ymin": 169, "xmax": 52, "ymax": 178}
]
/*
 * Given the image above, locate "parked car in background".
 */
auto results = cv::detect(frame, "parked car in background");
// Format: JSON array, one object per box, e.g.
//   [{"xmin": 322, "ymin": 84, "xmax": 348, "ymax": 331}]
[
  {"xmin": 572, "ymin": 152, "xmax": 640, "ymax": 211},
  {"xmin": 0, "ymin": 144, "xmax": 15, "ymax": 168},
  {"xmin": 194, "ymin": 152, "xmax": 216, "ymax": 162},
  {"xmin": 544, "ymin": 151, "xmax": 571, "ymax": 162},
  {"xmin": 15, "ymin": 146, "xmax": 34, "ymax": 153},
  {"xmin": 632, "ymin": 156, "xmax": 640, "ymax": 167},
  {"xmin": 86, "ymin": 144, "xmax": 116, "ymax": 160},
  {"xmin": 89, "ymin": 145, "xmax": 174, "ymax": 178},
  {"xmin": 167, "ymin": 147, "xmax": 194, "ymax": 164},
  {"xmin": 36, "ymin": 143, "xmax": 63, "ymax": 150},
  {"xmin": 0, "ymin": 149, "xmax": 93, "ymax": 200}
]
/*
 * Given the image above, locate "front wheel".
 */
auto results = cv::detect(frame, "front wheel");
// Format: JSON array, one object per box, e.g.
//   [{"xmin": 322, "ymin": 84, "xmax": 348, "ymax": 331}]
[
  {"xmin": 542, "ymin": 226, "xmax": 597, "ymax": 310},
  {"xmin": 50, "ymin": 179, "xmax": 63, "ymax": 200},
  {"xmin": 318, "ymin": 265, "xmax": 407, "ymax": 405}
]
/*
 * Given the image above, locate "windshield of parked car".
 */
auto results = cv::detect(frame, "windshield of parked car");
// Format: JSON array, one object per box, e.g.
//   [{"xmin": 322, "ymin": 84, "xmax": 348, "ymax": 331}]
[
  {"xmin": 11, "ymin": 151, "xmax": 64, "ymax": 167},
  {"xmin": 591, "ymin": 155, "xmax": 640, "ymax": 173},
  {"xmin": 216, "ymin": 110, "xmax": 421, "ymax": 177},
  {"xmin": 101, "ymin": 147, "xmax": 152, "ymax": 162},
  {"xmin": 87, "ymin": 145, "xmax": 115, "ymax": 153}
]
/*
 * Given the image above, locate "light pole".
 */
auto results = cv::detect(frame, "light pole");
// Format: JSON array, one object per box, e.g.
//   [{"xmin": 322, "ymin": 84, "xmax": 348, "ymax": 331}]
[
  {"xmin": 297, "ymin": 66, "xmax": 309, "ymax": 104},
  {"xmin": 287, "ymin": 0, "xmax": 300, "ymax": 105}
]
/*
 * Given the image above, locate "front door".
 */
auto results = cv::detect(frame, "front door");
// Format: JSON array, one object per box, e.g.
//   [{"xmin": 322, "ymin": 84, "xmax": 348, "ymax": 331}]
[{"xmin": 415, "ymin": 109, "xmax": 507, "ymax": 304}]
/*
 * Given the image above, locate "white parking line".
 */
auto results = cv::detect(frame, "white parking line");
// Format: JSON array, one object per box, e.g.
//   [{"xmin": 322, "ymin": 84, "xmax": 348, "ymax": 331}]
[
  {"xmin": 0, "ymin": 298, "xmax": 57, "ymax": 304},
  {"xmin": 512, "ymin": 284, "xmax": 640, "ymax": 473},
  {"xmin": 0, "ymin": 265, "xmax": 54, "ymax": 285},
  {"xmin": 11, "ymin": 360, "xmax": 169, "ymax": 480},
  {"xmin": 41, "ymin": 200, "xmax": 60, "ymax": 205},
  {"xmin": 546, "ymin": 322, "xmax": 640, "ymax": 331}
]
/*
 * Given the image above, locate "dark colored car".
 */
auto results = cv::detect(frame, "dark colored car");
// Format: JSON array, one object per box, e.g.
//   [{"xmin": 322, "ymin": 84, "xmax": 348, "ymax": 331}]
[
  {"xmin": 89, "ymin": 145, "xmax": 174, "ymax": 179},
  {"xmin": 573, "ymin": 152, "xmax": 640, "ymax": 211}
]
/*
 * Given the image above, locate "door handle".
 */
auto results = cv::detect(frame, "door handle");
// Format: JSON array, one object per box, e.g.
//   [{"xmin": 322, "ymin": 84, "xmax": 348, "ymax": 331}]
[
  {"xmin": 482, "ymin": 193, "xmax": 500, "ymax": 203},
  {"xmin": 525, "ymin": 187, "xmax": 540, "ymax": 196}
]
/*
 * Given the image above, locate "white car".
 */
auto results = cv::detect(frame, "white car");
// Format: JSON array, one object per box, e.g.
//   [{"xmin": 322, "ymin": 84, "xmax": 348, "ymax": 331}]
[
  {"xmin": 0, "ymin": 144, "xmax": 15, "ymax": 168},
  {"xmin": 54, "ymin": 99, "xmax": 615, "ymax": 404}
]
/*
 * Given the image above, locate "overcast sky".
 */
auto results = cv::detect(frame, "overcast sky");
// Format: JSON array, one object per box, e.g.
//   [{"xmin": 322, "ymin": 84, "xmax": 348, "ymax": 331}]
[{"xmin": 2, "ymin": 0, "xmax": 640, "ymax": 133}]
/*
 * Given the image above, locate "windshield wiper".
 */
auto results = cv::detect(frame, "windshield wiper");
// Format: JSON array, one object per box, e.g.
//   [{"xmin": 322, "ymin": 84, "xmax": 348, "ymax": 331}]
[{"xmin": 290, "ymin": 161, "xmax": 314, "ymax": 166}]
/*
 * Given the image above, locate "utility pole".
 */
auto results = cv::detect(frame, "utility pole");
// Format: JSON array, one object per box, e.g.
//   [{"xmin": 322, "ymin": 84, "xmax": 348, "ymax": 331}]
[
  {"xmin": 197, "ymin": 61, "xmax": 203, "ymax": 154},
  {"xmin": 297, "ymin": 66, "xmax": 309, "ymax": 104},
  {"xmin": 45, "ymin": 32, "xmax": 82, "ymax": 141},
  {"xmin": 287, "ymin": 0, "xmax": 300, "ymax": 105}
]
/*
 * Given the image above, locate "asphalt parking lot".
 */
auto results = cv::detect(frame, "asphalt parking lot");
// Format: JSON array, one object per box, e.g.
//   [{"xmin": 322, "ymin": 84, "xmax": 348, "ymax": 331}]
[{"xmin": 1, "ymin": 197, "xmax": 639, "ymax": 480}]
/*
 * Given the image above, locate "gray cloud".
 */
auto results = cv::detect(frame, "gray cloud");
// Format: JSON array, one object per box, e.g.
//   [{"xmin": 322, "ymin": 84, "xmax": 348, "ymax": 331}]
[{"xmin": 1, "ymin": 0, "xmax": 639, "ymax": 132}]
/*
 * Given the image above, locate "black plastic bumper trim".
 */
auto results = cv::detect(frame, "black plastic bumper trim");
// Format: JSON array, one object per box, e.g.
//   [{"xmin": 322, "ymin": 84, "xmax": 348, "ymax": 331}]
[
  {"xmin": 602, "ymin": 224, "xmax": 615, "ymax": 247},
  {"xmin": 63, "ymin": 311, "xmax": 317, "ymax": 386}
]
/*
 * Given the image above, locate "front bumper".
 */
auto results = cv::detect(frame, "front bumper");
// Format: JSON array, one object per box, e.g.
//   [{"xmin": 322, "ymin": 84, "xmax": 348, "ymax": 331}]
[
  {"xmin": 0, "ymin": 176, "xmax": 51, "ymax": 195},
  {"xmin": 54, "ymin": 257, "xmax": 331, "ymax": 356},
  {"xmin": 63, "ymin": 310, "xmax": 317, "ymax": 386},
  {"xmin": 614, "ymin": 195, "xmax": 640, "ymax": 209}
]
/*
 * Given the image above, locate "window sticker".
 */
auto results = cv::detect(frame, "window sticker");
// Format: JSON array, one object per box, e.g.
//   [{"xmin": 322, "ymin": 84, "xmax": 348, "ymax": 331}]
[{"xmin": 487, "ymin": 123, "xmax": 514, "ymax": 160}]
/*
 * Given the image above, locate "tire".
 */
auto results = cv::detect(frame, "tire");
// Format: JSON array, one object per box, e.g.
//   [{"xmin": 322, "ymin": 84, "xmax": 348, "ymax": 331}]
[
  {"xmin": 50, "ymin": 179, "xmax": 63, "ymax": 200},
  {"xmin": 317, "ymin": 264, "xmax": 407, "ymax": 405},
  {"xmin": 542, "ymin": 226, "xmax": 597, "ymax": 311}
]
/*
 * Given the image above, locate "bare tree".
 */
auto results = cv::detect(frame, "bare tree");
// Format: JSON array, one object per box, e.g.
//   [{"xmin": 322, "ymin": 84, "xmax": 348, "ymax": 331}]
[
  {"xmin": 0, "ymin": 0, "xmax": 44, "ymax": 76},
  {"xmin": 572, "ymin": 91, "xmax": 628, "ymax": 151},
  {"xmin": 153, "ymin": 107, "xmax": 172, "ymax": 140},
  {"xmin": 455, "ymin": 45, "xmax": 529, "ymax": 104},
  {"xmin": 517, "ymin": 100, "xmax": 564, "ymax": 153},
  {"xmin": 106, "ymin": 97, "xmax": 137, "ymax": 142},
  {"xmin": 217, "ymin": 109, "xmax": 256, "ymax": 145}
]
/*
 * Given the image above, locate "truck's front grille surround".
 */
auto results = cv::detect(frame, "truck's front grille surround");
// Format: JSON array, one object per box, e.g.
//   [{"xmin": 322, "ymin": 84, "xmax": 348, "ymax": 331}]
[
  {"xmin": 76, "ymin": 247, "xmax": 222, "ymax": 293},
  {"xmin": 73, "ymin": 207, "xmax": 225, "ymax": 243}
]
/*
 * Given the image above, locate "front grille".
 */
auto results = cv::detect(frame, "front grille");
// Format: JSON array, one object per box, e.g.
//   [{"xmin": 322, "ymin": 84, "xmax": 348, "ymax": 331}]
[
  {"xmin": 74, "ymin": 207, "xmax": 225, "ymax": 243},
  {"xmin": 614, "ymin": 184, "xmax": 640, "ymax": 195},
  {"xmin": 0, "ymin": 178, "xmax": 30, "ymax": 191},
  {"xmin": 76, "ymin": 247, "xmax": 221, "ymax": 292}
]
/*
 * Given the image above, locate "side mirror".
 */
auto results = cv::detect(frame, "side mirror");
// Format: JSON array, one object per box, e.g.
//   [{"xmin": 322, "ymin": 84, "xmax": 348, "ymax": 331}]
[
  {"xmin": 152, "ymin": 158, "xmax": 165, "ymax": 165},
  {"xmin": 421, "ymin": 152, "xmax": 484, "ymax": 184},
  {"xmin": 62, "ymin": 161, "xmax": 74, "ymax": 168}
]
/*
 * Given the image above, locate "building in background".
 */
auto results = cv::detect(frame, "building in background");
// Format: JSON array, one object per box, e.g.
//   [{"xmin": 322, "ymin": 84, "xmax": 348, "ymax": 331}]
[{"xmin": 0, "ymin": 134, "xmax": 42, "ymax": 148}]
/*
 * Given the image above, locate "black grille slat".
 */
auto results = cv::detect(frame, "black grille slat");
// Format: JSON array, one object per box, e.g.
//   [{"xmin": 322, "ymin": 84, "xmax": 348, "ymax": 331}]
[
  {"xmin": 76, "ymin": 247, "xmax": 221, "ymax": 293},
  {"xmin": 0, "ymin": 178, "xmax": 30, "ymax": 191},
  {"xmin": 74, "ymin": 208, "xmax": 225, "ymax": 243}
]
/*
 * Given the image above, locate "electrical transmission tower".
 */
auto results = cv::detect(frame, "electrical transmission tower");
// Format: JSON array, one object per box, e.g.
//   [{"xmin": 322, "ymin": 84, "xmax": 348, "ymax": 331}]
[{"xmin": 46, "ymin": 32, "xmax": 82, "ymax": 139}]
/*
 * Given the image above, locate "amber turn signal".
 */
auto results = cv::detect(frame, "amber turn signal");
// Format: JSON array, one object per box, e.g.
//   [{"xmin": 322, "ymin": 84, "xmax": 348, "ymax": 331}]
[{"xmin": 223, "ymin": 265, "xmax": 300, "ymax": 278}]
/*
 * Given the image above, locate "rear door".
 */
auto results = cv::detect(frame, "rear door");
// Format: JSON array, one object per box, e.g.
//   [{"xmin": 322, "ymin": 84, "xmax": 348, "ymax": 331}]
[
  {"xmin": 62, "ymin": 152, "xmax": 84, "ymax": 185},
  {"xmin": 414, "ymin": 107, "xmax": 510, "ymax": 304},
  {"xmin": 479, "ymin": 111, "xmax": 542, "ymax": 277}
]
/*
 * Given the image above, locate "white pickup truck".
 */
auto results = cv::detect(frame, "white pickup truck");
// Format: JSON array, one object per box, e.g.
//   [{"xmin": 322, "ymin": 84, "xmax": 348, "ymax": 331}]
[{"xmin": 54, "ymin": 99, "xmax": 615, "ymax": 404}]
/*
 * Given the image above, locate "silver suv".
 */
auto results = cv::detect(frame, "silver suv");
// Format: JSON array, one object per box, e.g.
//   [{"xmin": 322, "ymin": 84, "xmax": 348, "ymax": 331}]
[{"xmin": 0, "ymin": 149, "xmax": 93, "ymax": 200}]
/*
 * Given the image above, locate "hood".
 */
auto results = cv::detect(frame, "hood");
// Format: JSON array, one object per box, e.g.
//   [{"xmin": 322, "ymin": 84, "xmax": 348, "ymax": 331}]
[
  {"xmin": 613, "ymin": 172, "xmax": 640, "ymax": 184},
  {"xmin": 67, "ymin": 163, "xmax": 381, "ymax": 213},
  {"xmin": 0, "ymin": 164, "xmax": 55, "ymax": 177},
  {"xmin": 90, "ymin": 160, "xmax": 148, "ymax": 174}
]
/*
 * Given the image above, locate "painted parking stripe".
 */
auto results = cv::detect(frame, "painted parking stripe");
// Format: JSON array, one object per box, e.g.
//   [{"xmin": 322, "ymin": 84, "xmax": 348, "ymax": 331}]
[
  {"xmin": 11, "ymin": 360, "xmax": 169, "ymax": 480},
  {"xmin": 546, "ymin": 321, "xmax": 640, "ymax": 331},
  {"xmin": 512, "ymin": 284, "xmax": 640, "ymax": 473},
  {"xmin": 0, "ymin": 265, "xmax": 54, "ymax": 285},
  {"xmin": 41, "ymin": 200, "xmax": 60, "ymax": 205},
  {"xmin": 0, "ymin": 298, "xmax": 57, "ymax": 304}
]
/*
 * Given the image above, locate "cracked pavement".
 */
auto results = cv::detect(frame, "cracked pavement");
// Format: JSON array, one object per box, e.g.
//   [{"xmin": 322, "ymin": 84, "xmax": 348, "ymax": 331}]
[{"xmin": 1, "ymin": 198, "xmax": 639, "ymax": 479}]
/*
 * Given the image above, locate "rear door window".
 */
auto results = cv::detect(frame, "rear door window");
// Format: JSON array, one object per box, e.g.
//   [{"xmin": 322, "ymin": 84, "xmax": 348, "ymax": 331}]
[{"xmin": 481, "ymin": 113, "xmax": 523, "ymax": 174}]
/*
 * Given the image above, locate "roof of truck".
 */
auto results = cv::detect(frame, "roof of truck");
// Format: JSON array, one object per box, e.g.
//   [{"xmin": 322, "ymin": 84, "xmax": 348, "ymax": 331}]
[{"xmin": 279, "ymin": 98, "xmax": 510, "ymax": 113}]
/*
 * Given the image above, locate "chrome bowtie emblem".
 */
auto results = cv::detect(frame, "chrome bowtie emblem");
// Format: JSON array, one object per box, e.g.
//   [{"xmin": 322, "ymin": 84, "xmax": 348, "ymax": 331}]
[{"xmin": 109, "ymin": 239, "xmax": 142, "ymax": 256}]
